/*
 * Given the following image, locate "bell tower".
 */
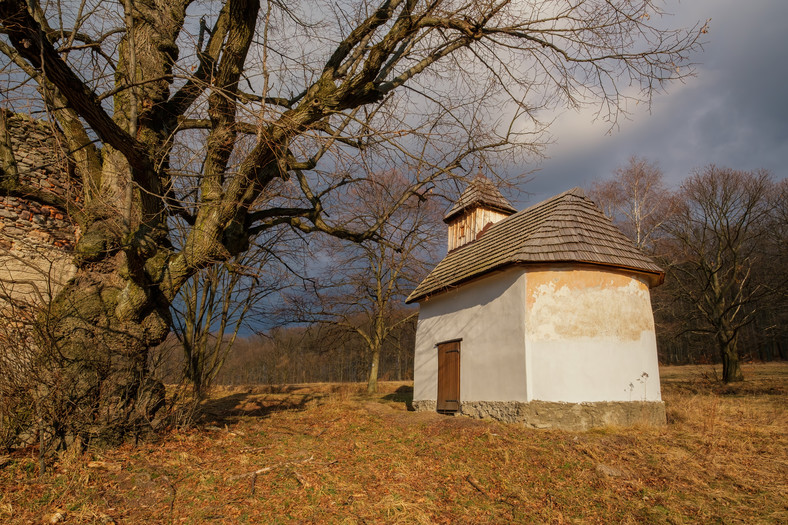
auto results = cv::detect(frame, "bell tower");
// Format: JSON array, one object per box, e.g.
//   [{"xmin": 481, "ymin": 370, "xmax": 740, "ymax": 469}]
[{"xmin": 444, "ymin": 174, "xmax": 516, "ymax": 251}]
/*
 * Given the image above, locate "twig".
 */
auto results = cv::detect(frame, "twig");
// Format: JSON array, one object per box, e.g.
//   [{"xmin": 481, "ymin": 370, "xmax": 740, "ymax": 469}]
[
  {"xmin": 229, "ymin": 455, "xmax": 314, "ymax": 481},
  {"xmin": 466, "ymin": 474, "xmax": 490, "ymax": 498},
  {"xmin": 312, "ymin": 417, "xmax": 341, "ymax": 437},
  {"xmin": 162, "ymin": 475, "xmax": 180, "ymax": 525},
  {"xmin": 291, "ymin": 469, "xmax": 311, "ymax": 487}
]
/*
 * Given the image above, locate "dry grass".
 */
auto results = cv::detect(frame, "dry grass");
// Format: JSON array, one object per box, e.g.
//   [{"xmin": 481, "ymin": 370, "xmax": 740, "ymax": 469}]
[{"xmin": 1, "ymin": 363, "xmax": 786, "ymax": 524}]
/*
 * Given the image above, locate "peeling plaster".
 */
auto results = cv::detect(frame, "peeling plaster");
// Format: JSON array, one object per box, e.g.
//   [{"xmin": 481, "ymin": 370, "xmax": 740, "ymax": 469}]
[{"xmin": 526, "ymin": 269, "xmax": 654, "ymax": 341}]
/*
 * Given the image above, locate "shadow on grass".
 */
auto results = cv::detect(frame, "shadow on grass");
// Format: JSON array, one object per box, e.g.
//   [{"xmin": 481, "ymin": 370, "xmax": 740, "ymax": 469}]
[
  {"xmin": 197, "ymin": 390, "xmax": 321, "ymax": 426},
  {"xmin": 381, "ymin": 385, "xmax": 414, "ymax": 411}
]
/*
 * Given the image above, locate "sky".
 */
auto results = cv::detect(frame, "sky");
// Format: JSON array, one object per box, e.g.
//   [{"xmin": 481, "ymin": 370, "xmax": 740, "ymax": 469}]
[{"xmin": 514, "ymin": 0, "xmax": 788, "ymax": 208}]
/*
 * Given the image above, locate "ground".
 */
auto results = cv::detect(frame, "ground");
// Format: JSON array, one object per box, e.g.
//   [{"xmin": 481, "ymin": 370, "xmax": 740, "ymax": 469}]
[{"xmin": 1, "ymin": 363, "xmax": 786, "ymax": 524}]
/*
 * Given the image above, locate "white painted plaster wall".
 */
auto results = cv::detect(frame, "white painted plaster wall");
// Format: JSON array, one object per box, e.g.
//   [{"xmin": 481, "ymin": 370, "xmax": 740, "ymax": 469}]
[
  {"xmin": 524, "ymin": 267, "xmax": 662, "ymax": 402},
  {"xmin": 413, "ymin": 269, "xmax": 528, "ymax": 403},
  {"xmin": 413, "ymin": 264, "xmax": 663, "ymax": 407}
]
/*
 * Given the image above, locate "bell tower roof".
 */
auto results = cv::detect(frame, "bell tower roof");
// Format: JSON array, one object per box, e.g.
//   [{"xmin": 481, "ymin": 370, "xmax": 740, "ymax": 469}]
[{"xmin": 443, "ymin": 174, "xmax": 517, "ymax": 224}]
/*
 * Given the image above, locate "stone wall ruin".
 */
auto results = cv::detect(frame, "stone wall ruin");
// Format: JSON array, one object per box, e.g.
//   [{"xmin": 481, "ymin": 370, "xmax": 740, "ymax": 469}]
[{"xmin": 0, "ymin": 110, "xmax": 79, "ymax": 326}]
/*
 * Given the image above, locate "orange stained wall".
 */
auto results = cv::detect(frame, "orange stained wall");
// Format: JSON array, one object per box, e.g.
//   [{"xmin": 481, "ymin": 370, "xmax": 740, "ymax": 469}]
[{"xmin": 525, "ymin": 266, "xmax": 655, "ymax": 342}]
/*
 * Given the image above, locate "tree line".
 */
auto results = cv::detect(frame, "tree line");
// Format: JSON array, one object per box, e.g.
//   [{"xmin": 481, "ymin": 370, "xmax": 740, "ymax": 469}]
[{"xmin": 155, "ymin": 311, "xmax": 417, "ymax": 388}]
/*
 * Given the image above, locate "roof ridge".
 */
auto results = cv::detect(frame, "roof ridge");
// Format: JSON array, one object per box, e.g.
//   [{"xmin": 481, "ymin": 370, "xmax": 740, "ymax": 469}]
[{"xmin": 518, "ymin": 186, "xmax": 586, "ymax": 212}]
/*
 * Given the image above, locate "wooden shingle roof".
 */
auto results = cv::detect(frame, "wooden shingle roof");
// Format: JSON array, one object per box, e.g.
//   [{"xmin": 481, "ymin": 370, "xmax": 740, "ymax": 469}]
[
  {"xmin": 407, "ymin": 187, "xmax": 664, "ymax": 303},
  {"xmin": 443, "ymin": 174, "xmax": 517, "ymax": 223}
]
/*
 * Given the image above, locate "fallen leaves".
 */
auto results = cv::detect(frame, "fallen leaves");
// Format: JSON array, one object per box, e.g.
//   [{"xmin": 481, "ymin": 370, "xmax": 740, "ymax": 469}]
[{"xmin": 0, "ymin": 368, "xmax": 784, "ymax": 524}]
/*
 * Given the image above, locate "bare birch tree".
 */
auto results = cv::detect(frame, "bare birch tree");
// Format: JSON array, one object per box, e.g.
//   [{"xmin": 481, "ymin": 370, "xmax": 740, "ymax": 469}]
[
  {"xmin": 589, "ymin": 156, "xmax": 672, "ymax": 252},
  {"xmin": 295, "ymin": 170, "xmax": 441, "ymax": 393},
  {"xmin": 0, "ymin": 0, "xmax": 705, "ymax": 438}
]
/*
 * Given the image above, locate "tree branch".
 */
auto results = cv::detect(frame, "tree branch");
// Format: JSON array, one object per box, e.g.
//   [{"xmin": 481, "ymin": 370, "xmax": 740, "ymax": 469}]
[{"xmin": 0, "ymin": 0, "xmax": 152, "ymax": 177}]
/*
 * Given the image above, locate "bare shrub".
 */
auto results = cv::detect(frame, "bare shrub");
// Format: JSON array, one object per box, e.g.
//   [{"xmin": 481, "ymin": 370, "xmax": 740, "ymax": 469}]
[{"xmin": 0, "ymin": 296, "xmax": 173, "ymax": 468}]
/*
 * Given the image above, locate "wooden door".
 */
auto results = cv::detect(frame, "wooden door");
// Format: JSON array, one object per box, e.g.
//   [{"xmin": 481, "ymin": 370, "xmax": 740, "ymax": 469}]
[{"xmin": 437, "ymin": 341, "xmax": 460, "ymax": 413}]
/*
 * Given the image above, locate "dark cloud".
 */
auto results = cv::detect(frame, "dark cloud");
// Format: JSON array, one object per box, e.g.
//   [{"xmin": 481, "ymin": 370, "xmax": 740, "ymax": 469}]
[{"xmin": 517, "ymin": 0, "xmax": 788, "ymax": 208}]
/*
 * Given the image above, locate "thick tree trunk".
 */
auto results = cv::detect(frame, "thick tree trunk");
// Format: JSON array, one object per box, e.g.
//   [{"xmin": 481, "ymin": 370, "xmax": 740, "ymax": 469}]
[
  {"xmin": 719, "ymin": 331, "xmax": 744, "ymax": 383},
  {"xmin": 40, "ymin": 244, "xmax": 171, "ymax": 446}
]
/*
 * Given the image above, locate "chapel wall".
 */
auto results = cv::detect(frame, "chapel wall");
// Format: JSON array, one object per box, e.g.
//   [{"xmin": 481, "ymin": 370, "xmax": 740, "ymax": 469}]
[{"xmin": 523, "ymin": 265, "xmax": 662, "ymax": 403}]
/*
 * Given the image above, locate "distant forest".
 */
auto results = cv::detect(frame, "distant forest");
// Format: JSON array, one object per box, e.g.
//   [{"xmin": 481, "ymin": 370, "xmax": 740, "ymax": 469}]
[{"xmin": 153, "ymin": 313, "xmax": 418, "ymax": 386}]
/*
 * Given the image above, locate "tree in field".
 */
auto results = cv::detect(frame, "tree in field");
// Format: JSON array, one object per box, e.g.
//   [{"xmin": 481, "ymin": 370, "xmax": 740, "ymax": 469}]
[
  {"xmin": 589, "ymin": 156, "xmax": 672, "ymax": 252},
  {"xmin": 0, "ymin": 0, "xmax": 705, "ymax": 438},
  {"xmin": 662, "ymin": 166, "xmax": 775, "ymax": 382},
  {"xmin": 170, "ymin": 227, "xmax": 295, "ymax": 399},
  {"xmin": 294, "ymin": 171, "xmax": 440, "ymax": 393}
]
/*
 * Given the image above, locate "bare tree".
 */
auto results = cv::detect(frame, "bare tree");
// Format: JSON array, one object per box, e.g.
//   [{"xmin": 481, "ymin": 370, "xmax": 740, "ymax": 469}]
[
  {"xmin": 770, "ymin": 178, "xmax": 788, "ymax": 264},
  {"xmin": 295, "ymin": 171, "xmax": 440, "ymax": 393},
  {"xmin": 0, "ymin": 0, "xmax": 705, "ymax": 437},
  {"xmin": 589, "ymin": 156, "xmax": 672, "ymax": 252},
  {"xmin": 662, "ymin": 166, "xmax": 775, "ymax": 382},
  {"xmin": 746, "ymin": 177, "xmax": 788, "ymax": 361},
  {"xmin": 170, "ymin": 227, "xmax": 295, "ymax": 398}
]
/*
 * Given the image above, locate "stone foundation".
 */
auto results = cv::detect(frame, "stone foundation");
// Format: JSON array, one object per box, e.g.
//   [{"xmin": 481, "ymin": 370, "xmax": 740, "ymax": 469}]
[
  {"xmin": 413, "ymin": 399, "xmax": 666, "ymax": 431},
  {"xmin": 412, "ymin": 400, "xmax": 437, "ymax": 412}
]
